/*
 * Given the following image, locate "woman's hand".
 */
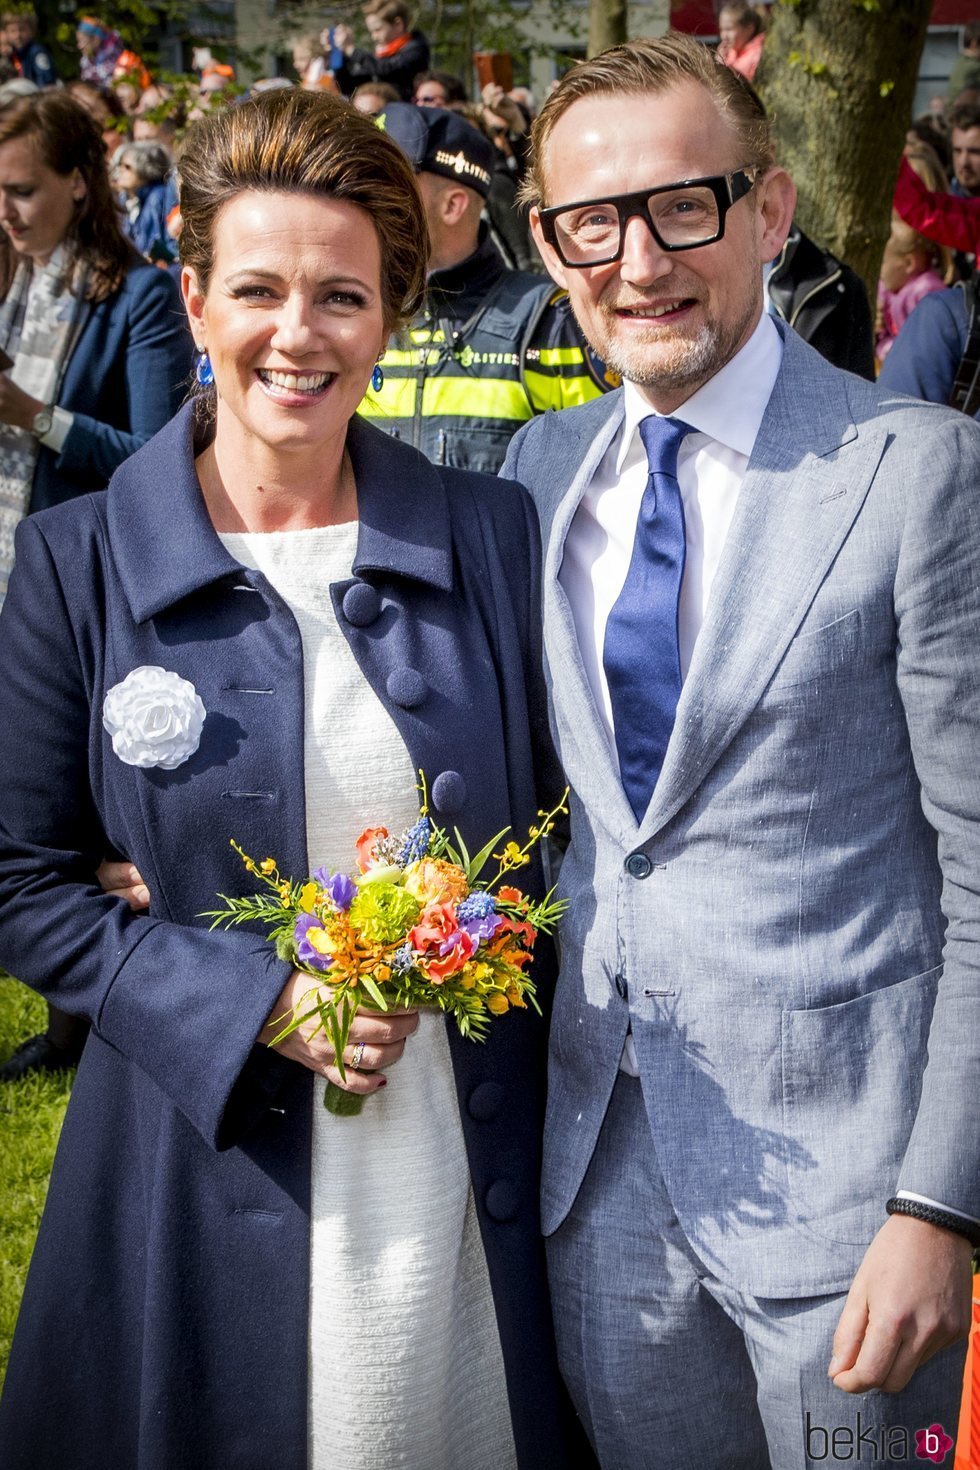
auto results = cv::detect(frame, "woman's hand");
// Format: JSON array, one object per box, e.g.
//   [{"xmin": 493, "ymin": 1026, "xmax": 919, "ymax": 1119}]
[
  {"xmin": 0, "ymin": 376, "xmax": 43, "ymax": 432},
  {"xmin": 260, "ymin": 970, "xmax": 419, "ymax": 1096},
  {"xmin": 97, "ymin": 859, "xmax": 150, "ymax": 909}
]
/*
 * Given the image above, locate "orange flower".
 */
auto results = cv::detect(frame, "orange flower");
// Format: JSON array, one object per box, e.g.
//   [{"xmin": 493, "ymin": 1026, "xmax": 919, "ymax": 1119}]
[
  {"xmin": 496, "ymin": 885, "xmax": 524, "ymax": 905},
  {"xmin": 355, "ymin": 826, "xmax": 388, "ymax": 872},
  {"xmin": 426, "ymin": 931, "xmax": 476, "ymax": 982},
  {"xmin": 403, "ymin": 857, "xmax": 468, "ymax": 906}
]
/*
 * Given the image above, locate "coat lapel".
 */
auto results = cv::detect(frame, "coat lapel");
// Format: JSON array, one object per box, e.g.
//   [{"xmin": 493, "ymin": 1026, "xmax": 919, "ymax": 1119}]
[
  {"xmin": 640, "ymin": 334, "xmax": 888, "ymax": 840},
  {"xmin": 540, "ymin": 395, "xmax": 640, "ymax": 847}
]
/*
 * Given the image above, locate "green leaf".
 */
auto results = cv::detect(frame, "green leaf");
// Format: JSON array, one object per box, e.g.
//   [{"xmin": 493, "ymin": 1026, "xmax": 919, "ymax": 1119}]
[
  {"xmin": 465, "ymin": 827, "xmax": 511, "ymax": 883},
  {"xmin": 360, "ymin": 974, "xmax": 389, "ymax": 1011},
  {"xmin": 452, "ymin": 828, "xmax": 471, "ymax": 871}
]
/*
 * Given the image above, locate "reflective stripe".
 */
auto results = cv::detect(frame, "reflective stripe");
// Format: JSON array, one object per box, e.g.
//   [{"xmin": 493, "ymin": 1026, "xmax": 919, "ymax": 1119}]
[
  {"xmin": 536, "ymin": 346, "xmax": 588, "ymax": 367},
  {"xmin": 524, "ymin": 369, "xmax": 605, "ymax": 412},
  {"xmin": 408, "ymin": 327, "xmax": 446, "ymax": 344},
  {"xmin": 421, "ymin": 377, "xmax": 532, "ymax": 420},
  {"xmin": 360, "ymin": 379, "xmax": 417, "ymax": 416},
  {"xmin": 379, "ymin": 348, "xmax": 421, "ymax": 368}
]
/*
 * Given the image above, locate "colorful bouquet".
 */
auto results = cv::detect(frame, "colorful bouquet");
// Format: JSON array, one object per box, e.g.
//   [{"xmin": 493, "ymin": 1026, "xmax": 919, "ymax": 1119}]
[{"xmin": 205, "ymin": 778, "xmax": 568, "ymax": 1115}]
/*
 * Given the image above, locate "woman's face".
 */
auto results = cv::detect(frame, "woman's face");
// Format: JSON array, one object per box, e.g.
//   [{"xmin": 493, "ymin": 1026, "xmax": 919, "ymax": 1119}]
[
  {"xmin": 76, "ymin": 28, "xmax": 99, "ymax": 56},
  {"xmin": 719, "ymin": 9, "xmax": 753, "ymax": 50},
  {"xmin": 114, "ymin": 153, "xmax": 139, "ymax": 194},
  {"xmin": 0, "ymin": 133, "xmax": 86, "ymax": 267},
  {"xmin": 183, "ymin": 189, "xmax": 387, "ymax": 465}
]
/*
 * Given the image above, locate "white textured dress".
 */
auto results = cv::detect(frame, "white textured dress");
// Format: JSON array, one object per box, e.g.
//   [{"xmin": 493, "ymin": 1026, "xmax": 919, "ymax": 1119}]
[{"xmin": 219, "ymin": 526, "xmax": 517, "ymax": 1470}]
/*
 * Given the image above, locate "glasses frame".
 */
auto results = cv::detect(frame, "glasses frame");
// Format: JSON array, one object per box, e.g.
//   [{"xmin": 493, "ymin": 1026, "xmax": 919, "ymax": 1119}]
[{"xmin": 537, "ymin": 167, "xmax": 758, "ymax": 268}]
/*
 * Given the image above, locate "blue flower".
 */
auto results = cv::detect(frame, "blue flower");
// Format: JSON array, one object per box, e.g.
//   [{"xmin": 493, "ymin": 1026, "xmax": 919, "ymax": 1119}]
[
  {"xmin": 391, "ymin": 942, "xmax": 415, "ymax": 974},
  {"xmin": 457, "ymin": 891, "xmax": 496, "ymax": 922},
  {"xmin": 294, "ymin": 912, "xmax": 333, "ymax": 970},
  {"xmin": 312, "ymin": 869, "xmax": 356, "ymax": 911},
  {"xmin": 398, "ymin": 817, "xmax": 432, "ymax": 865}
]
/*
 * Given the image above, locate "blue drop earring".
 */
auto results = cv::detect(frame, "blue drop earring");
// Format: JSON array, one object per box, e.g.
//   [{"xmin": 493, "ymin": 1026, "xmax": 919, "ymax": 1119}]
[
  {"xmin": 371, "ymin": 361, "xmax": 384, "ymax": 393},
  {"xmin": 196, "ymin": 351, "xmax": 214, "ymax": 388}
]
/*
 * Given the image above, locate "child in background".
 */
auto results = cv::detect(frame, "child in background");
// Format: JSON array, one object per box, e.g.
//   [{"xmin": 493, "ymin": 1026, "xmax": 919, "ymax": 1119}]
[{"xmin": 876, "ymin": 220, "xmax": 951, "ymax": 366}]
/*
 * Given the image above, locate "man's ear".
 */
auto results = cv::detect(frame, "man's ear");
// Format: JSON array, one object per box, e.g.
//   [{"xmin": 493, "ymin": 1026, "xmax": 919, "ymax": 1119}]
[
  {"xmin": 529, "ymin": 206, "xmax": 569, "ymax": 290},
  {"xmin": 441, "ymin": 182, "xmax": 474, "ymax": 227},
  {"xmin": 756, "ymin": 166, "xmax": 797, "ymax": 265},
  {"xmin": 181, "ymin": 265, "xmax": 207, "ymax": 351}
]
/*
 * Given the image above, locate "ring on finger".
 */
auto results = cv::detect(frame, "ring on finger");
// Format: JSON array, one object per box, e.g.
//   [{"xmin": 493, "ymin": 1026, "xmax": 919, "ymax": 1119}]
[{"xmin": 349, "ymin": 1039, "xmax": 366, "ymax": 1070}]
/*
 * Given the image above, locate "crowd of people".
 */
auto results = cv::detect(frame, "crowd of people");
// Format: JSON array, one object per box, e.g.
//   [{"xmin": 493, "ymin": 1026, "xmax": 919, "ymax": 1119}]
[{"xmin": 1, "ymin": 7, "xmax": 979, "ymax": 1470}]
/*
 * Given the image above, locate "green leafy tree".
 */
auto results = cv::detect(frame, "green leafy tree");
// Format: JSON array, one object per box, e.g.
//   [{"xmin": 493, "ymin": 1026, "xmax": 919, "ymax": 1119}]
[{"xmin": 755, "ymin": 0, "xmax": 933, "ymax": 300}]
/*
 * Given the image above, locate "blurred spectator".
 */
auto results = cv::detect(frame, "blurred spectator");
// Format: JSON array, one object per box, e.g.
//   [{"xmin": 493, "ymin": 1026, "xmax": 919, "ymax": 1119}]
[
  {"xmin": 766, "ymin": 224, "xmax": 875, "ymax": 379},
  {"xmin": 76, "ymin": 16, "xmax": 124, "ymax": 88},
  {"xmin": 65, "ymin": 78, "xmax": 131, "ymax": 160},
  {"xmin": 292, "ymin": 31, "xmax": 328, "ymax": 88},
  {"xmin": 350, "ymin": 79, "xmax": 398, "ymax": 113},
  {"xmin": 876, "ymin": 218, "xmax": 949, "ymax": 364},
  {"xmin": 0, "ymin": 91, "xmax": 191, "ymax": 1075},
  {"xmin": 113, "ymin": 49, "xmax": 151, "ymax": 96},
  {"xmin": 718, "ymin": 3, "xmax": 765, "ymax": 83},
  {"xmin": 480, "ymin": 99, "xmax": 535, "ymax": 270},
  {"xmin": 133, "ymin": 110, "xmax": 179, "ymax": 149},
  {"xmin": 948, "ymin": 22, "xmax": 980, "ymax": 104},
  {"xmin": 950, "ymin": 101, "xmax": 980, "ymax": 198},
  {"xmin": 879, "ymin": 275, "xmax": 980, "ymax": 419},
  {"xmin": 906, "ymin": 118, "xmax": 951, "ymax": 174},
  {"xmin": 332, "ymin": 0, "xmax": 430, "ymax": 102},
  {"xmin": 2, "ymin": 8, "xmax": 57, "ymax": 88},
  {"xmin": 413, "ymin": 70, "xmax": 466, "ymax": 107},
  {"xmin": 0, "ymin": 73, "xmax": 34, "ymax": 104},
  {"xmin": 894, "ymin": 152, "xmax": 980, "ymax": 259},
  {"xmin": 115, "ymin": 140, "xmax": 178, "ymax": 263}
]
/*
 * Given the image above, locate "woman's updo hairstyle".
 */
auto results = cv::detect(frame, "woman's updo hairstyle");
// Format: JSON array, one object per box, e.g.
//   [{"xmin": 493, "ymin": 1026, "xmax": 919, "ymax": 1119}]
[{"xmin": 178, "ymin": 88, "xmax": 429, "ymax": 334}]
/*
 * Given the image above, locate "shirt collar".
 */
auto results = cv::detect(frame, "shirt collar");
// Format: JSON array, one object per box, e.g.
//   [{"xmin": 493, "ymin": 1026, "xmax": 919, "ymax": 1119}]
[{"xmin": 617, "ymin": 311, "xmax": 783, "ymax": 473}]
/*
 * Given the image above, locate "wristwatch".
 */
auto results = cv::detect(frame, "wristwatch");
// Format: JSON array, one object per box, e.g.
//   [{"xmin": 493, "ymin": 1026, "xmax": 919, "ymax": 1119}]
[{"xmin": 30, "ymin": 404, "xmax": 54, "ymax": 438}]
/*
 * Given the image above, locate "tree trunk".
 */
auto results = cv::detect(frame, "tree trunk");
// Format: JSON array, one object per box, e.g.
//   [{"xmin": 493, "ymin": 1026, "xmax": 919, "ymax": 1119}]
[
  {"xmin": 588, "ymin": 0, "xmax": 628, "ymax": 58},
  {"xmin": 755, "ymin": 0, "xmax": 932, "ymax": 303}
]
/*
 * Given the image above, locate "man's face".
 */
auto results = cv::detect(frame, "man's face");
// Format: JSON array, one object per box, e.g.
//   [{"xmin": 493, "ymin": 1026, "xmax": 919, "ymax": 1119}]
[
  {"xmin": 952, "ymin": 125, "xmax": 980, "ymax": 195},
  {"xmin": 531, "ymin": 83, "xmax": 794, "ymax": 413},
  {"xmin": 5, "ymin": 15, "xmax": 32, "ymax": 49}
]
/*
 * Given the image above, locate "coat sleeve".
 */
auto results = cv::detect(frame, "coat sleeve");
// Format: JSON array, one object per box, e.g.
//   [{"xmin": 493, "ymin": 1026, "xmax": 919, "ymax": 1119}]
[
  {"xmin": 54, "ymin": 267, "xmax": 193, "ymax": 485},
  {"xmin": 878, "ymin": 291, "xmax": 966, "ymax": 408},
  {"xmin": 0, "ymin": 516, "xmax": 294, "ymax": 1151},
  {"xmin": 892, "ymin": 412, "xmax": 980, "ymax": 1217},
  {"xmin": 893, "ymin": 156, "xmax": 980, "ymax": 255}
]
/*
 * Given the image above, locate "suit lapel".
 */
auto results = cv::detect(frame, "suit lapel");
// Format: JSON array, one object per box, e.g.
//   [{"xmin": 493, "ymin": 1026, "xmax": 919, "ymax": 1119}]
[
  {"xmin": 640, "ymin": 336, "xmax": 888, "ymax": 840},
  {"xmin": 540, "ymin": 395, "xmax": 639, "ymax": 846}
]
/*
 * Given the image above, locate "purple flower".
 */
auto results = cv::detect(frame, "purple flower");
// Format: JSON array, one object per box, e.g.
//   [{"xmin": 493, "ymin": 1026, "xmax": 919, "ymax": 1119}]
[
  {"xmin": 459, "ymin": 913, "xmax": 503, "ymax": 943},
  {"xmin": 294, "ymin": 912, "xmax": 332, "ymax": 971},
  {"xmin": 457, "ymin": 891, "xmax": 502, "ymax": 943},
  {"xmin": 312, "ymin": 868, "xmax": 356, "ymax": 911}
]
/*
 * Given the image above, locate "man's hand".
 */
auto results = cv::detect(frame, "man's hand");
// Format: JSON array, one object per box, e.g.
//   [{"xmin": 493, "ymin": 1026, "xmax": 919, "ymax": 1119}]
[
  {"xmin": 0, "ymin": 376, "xmax": 42, "ymax": 432},
  {"xmin": 480, "ymin": 83, "xmax": 527, "ymax": 134},
  {"xmin": 829, "ymin": 1214, "xmax": 973, "ymax": 1393},
  {"xmin": 97, "ymin": 859, "xmax": 150, "ymax": 910}
]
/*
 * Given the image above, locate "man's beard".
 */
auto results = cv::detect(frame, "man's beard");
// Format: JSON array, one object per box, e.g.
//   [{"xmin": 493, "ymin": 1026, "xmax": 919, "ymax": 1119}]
[{"xmin": 583, "ymin": 290, "xmax": 758, "ymax": 397}]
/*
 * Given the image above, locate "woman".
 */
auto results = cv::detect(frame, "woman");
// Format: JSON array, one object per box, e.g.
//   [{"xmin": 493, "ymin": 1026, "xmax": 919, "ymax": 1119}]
[
  {"xmin": 0, "ymin": 88, "xmax": 582, "ymax": 1470},
  {"xmin": 0, "ymin": 89, "xmax": 191, "ymax": 1077},
  {"xmin": 114, "ymin": 138, "xmax": 178, "ymax": 262},
  {"xmin": 717, "ymin": 3, "xmax": 766, "ymax": 83}
]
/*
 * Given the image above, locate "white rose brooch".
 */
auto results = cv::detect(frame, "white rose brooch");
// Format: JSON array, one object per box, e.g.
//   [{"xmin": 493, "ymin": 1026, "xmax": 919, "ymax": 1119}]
[{"xmin": 102, "ymin": 666, "xmax": 207, "ymax": 770}]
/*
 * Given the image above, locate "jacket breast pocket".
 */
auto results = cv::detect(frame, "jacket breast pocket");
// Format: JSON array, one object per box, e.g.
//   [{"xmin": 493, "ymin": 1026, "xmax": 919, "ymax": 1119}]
[{"xmin": 767, "ymin": 608, "xmax": 861, "ymax": 691}]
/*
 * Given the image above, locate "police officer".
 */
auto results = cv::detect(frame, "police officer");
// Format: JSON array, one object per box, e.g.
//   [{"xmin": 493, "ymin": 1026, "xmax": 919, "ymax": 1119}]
[{"xmin": 363, "ymin": 103, "xmax": 614, "ymax": 473}]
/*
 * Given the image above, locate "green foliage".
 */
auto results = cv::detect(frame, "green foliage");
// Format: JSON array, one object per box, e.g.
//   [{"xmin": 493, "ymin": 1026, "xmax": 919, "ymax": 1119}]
[{"xmin": 0, "ymin": 976, "xmax": 72, "ymax": 1389}]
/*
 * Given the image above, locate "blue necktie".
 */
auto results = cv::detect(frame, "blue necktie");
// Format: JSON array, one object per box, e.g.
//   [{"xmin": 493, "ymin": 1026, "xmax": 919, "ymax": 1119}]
[{"xmin": 603, "ymin": 415, "xmax": 690, "ymax": 822}]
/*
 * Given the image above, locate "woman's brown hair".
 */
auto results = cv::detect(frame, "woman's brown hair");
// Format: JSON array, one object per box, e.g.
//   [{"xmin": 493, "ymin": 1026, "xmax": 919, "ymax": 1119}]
[
  {"xmin": 0, "ymin": 90, "xmax": 133, "ymax": 302},
  {"xmin": 177, "ymin": 88, "xmax": 428, "ymax": 334}
]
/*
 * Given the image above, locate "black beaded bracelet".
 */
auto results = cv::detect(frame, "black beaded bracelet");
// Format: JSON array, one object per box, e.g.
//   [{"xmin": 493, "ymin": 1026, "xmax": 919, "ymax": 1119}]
[{"xmin": 886, "ymin": 1196, "xmax": 980, "ymax": 1249}]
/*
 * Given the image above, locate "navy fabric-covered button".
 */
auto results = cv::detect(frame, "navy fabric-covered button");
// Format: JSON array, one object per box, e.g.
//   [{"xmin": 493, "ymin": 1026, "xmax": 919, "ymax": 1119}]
[
  {"xmin": 342, "ymin": 583, "xmax": 381, "ymax": 627},
  {"xmin": 432, "ymin": 770, "xmax": 466, "ymax": 814},
  {"xmin": 625, "ymin": 852, "xmax": 652, "ymax": 879},
  {"xmin": 485, "ymin": 1180, "xmax": 520, "ymax": 1222},
  {"xmin": 468, "ymin": 1082, "xmax": 505, "ymax": 1122},
  {"xmin": 386, "ymin": 668, "xmax": 426, "ymax": 708}
]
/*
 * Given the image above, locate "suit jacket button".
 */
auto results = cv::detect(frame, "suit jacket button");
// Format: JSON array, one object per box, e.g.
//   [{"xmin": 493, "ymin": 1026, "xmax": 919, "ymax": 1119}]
[
  {"xmin": 342, "ymin": 583, "xmax": 381, "ymax": 627},
  {"xmin": 625, "ymin": 852, "xmax": 652, "ymax": 879},
  {"xmin": 485, "ymin": 1180, "xmax": 519, "ymax": 1222},
  {"xmin": 433, "ymin": 770, "xmax": 466, "ymax": 814},
  {"xmin": 468, "ymin": 1081, "xmax": 504, "ymax": 1121},
  {"xmin": 386, "ymin": 668, "xmax": 426, "ymax": 708}
]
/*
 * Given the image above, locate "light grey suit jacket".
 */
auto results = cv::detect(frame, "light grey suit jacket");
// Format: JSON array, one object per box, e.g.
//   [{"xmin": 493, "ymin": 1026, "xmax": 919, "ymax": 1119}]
[{"xmin": 503, "ymin": 325, "xmax": 980, "ymax": 1299}]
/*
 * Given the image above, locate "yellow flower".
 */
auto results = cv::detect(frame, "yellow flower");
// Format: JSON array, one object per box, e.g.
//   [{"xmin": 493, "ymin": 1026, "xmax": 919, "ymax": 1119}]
[
  {"xmin": 278, "ymin": 883, "xmax": 291, "ymax": 904},
  {"xmin": 473, "ymin": 963, "xmax": 492, "ymax": 982},
  {"xmin": 308, "ymin": 927, "xmax": 332, "ymax": 956},
  {"xmin": 486, "ymin": 993, "xmax": 510, "ymax": 1015},
  {"xmin": 505, "ymin": 983, "xmax": 526, "ymax": 1008},
  {"xmin": 299, "ymin": 882, "xmax": 319, "ymax": 913},
  {"xmin": 260, "ymin": 858, "xmax": 276, "ymax": 874},
  {"xmin": 495, "ymin": 842, "xmax": 530, "ymax": 868}
]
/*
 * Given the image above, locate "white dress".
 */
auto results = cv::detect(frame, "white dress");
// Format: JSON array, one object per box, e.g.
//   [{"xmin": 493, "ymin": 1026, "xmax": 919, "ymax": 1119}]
[{"xmin": 219, "ymin": 526, "xmax": 517, "ymax": 1470}]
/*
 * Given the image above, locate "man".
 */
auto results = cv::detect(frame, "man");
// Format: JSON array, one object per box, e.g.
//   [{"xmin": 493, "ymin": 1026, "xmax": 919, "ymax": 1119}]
[
  {"xmin": 948, "ymin": 21, "xmax": 980, "ymax": 105},
  {"xmin": 765, "ymin": 220, "xmax": 875, "ymax": 378},
  {"xmin": 880, "ymin": 273, "xmax": 980, "ymax": 419},
  {"xmin": 2, "ymin": 8, "xmax": 56, "ymax": 87},
  {"xmin": 362, "ymin": 103, "xmax": 610, "ymax": 472},
  {"xmin": 502, "ymin": 33, "xmax": 980, "ymax": 1469},
  {"xmin": 950, "ymin": 101, "xmax": 980, "ymax": 199}
]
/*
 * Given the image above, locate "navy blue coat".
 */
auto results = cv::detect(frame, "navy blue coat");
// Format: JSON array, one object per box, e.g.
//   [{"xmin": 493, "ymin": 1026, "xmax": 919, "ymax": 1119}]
[
  {"xmin": 29, "ymin": 257, "xmax": 193, "ymax": 514},
  {"xmin": 0, "ymin": 404, "xmax": 583, "ymax": 1470},
  {"xmin": 879, "ymin": 285, "xmax": 980, "ymax": 420}
]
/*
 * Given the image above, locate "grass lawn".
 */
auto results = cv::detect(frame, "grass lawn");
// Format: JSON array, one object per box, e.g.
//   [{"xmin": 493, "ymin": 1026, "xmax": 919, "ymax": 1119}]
[{"xmin": 0, "ymin": 975, "xmax": 73, "ymax": 1387}]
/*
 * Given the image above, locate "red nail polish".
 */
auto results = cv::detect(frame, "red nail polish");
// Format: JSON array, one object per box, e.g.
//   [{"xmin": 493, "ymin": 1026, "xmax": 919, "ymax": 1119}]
[{"xmin": 377, "ymin": 1077, "xmax": 388, "ymax": 1088}]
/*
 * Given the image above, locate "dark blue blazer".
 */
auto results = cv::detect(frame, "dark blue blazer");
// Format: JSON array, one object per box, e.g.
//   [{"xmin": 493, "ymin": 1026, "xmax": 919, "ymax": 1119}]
[
  {"xmin": 29, "ymin": 257, "xmax": 193, "ymax": 514},
  {"xmin": 0, "ymin": 405, "xmax": 583, "ymax": 1469}
]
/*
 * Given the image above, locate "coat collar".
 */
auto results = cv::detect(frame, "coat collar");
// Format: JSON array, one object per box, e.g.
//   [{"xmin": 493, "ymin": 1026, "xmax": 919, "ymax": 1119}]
[{"xmin": 107, "ymin": 403, "xmax": 454, "ymax": 622}]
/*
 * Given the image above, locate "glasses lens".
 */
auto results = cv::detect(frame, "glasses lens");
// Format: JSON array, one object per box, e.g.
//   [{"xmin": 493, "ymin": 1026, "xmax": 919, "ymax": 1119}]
[{"xmin": 552, "ymin": 185, "xmax": 723, "ymax": 262}]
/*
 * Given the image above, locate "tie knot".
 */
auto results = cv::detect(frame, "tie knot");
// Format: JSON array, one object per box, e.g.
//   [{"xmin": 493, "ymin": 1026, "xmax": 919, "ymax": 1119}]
[{"xmin": 639, "ymin": 415, "xmax": 691, "ymax": 480}]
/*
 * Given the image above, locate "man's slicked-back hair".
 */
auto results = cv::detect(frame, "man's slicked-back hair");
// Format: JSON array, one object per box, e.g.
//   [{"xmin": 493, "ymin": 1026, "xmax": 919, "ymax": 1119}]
[{"xmin": 519, "ymin": 32, "xmax": 775, "ymax": 211}]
